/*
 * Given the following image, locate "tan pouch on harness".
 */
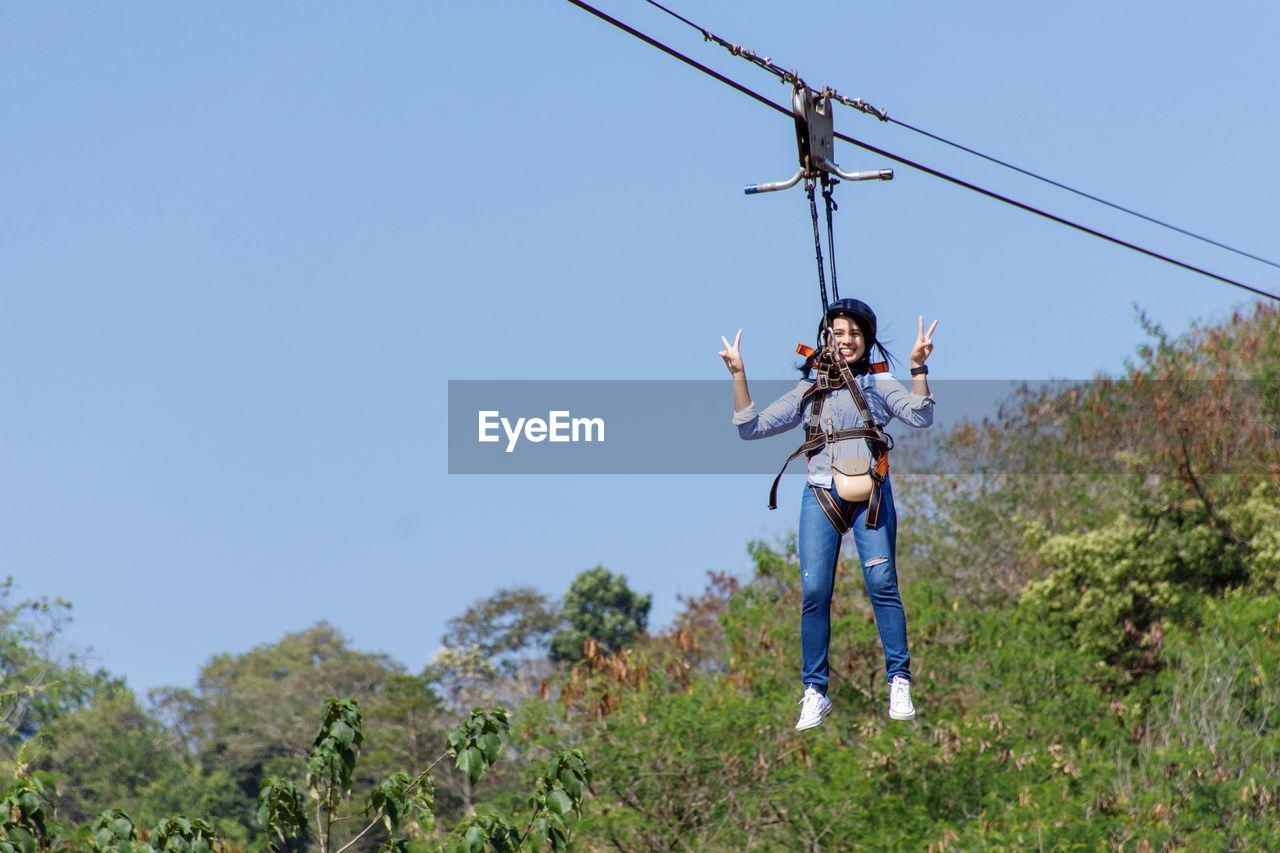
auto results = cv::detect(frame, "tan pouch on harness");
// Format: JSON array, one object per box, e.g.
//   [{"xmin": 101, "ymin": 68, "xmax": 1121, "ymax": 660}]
[{"xmin": 832, "ymin": 457, "xmax": 873, "ymax": 502}]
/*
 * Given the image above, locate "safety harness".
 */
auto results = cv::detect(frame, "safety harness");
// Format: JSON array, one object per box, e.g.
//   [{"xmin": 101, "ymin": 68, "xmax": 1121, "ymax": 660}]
[{"xmin": 767, "ymin": 351, "xmax": 894, "ymax": 534}]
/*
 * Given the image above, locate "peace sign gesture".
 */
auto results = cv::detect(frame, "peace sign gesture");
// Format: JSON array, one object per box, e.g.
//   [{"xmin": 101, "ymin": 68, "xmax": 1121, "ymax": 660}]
[
  {"xmin": 719, "ymin": 328, "xmax": 745, "ymax": 375},
  {"xmin": 910, "ymin": 315, "xmax": 939, "ymax": 367}
]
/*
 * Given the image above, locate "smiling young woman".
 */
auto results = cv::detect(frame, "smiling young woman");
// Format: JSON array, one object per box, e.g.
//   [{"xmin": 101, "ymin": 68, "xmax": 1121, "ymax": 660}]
[{"xmin": 719, "ymin": 298, "xmax": 938, "ymax": 729}]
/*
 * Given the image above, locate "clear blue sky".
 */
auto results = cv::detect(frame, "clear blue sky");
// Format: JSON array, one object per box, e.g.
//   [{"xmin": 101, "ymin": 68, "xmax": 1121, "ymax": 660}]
[{"xmin": 3, "ymin": 2, "xmax": 1277, "ymax": 693}]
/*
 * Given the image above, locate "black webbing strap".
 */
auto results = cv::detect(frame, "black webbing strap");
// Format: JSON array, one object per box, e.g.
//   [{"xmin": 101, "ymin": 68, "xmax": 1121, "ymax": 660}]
[
  {"xmin": 767, "ymin": 378, "xmax": 833, "ymax": 509},
  {"xmin": 767, "ymin": 430, "xmax": 825, "ymax": 511},
  {"xmin": 810, "ymin": 482, "xmax": 855, "ymax": 535},
  {"xmin": 806, "ymin": 180, "xmax": 830, "ymax": 315},
  {"xmin": 823, "ymin": 178, "xmax": 840, "ymax": 302},
  {"xmin": 827, "ymin": 427, "xmax": 884, "ymax": 442}
]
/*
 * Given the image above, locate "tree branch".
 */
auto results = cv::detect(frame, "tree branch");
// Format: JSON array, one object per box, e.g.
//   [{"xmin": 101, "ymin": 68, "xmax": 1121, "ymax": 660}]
[
  {"xmin": 315, "ymin": 795, "xmax": 327, "ymax": 853},
  {"xmin": 518, "ymin": 801, "xmax": 542, "ymax": 847},
  {"xmin": 334, "ymin": 757, "xmax": 444, "ymax": 853},
  {"xmin": 1178, "ymin": 432, "xmax": 1244, "ymax": 548}
]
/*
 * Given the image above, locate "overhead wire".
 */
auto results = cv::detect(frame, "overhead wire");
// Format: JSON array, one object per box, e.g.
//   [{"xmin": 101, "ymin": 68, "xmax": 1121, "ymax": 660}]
[
  {"xmin": 884, "ymin": 118, "xmax": 1280, "ymax": 271},
  {"xmin": 637, "ymin": 0, "xmax": 1280, "ymax": 273},
  {"xmin": 562, "ymin": 0, "xmax": 1280, "ymax": 303},
  {"xmin": 639, "ymin": 0, "xmax": 792, "ymax": 82}
]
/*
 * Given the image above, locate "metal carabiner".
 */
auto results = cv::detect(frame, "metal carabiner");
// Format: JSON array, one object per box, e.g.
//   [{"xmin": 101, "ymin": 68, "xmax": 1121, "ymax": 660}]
[{"xmin": 819, "ymin": 325, "xmax": 834, "ymax": 355}]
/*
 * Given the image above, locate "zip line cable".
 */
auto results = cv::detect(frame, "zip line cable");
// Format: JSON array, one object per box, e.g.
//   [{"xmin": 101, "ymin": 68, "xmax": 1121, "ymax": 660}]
[
  {"xmin": 829, "ymin": 126, "xmax": 1280, "ymax": 302},
  {"xmin": 562, "ymin": 0, "xmax": 1280, "ymax": 303},
  {"xmin": 884, "ymin": 117, "xmax": 1280, "ymax": 271},
  {"xmin": 638, "ymin": 0, "xmax": 796, "ymax": 86},
  {"xmin": 637, "ymin": 0, "xmax": 1280, "ymax": 273}
]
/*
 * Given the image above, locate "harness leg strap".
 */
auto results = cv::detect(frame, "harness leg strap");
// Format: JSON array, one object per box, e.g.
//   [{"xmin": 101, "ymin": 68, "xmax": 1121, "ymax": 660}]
[
  {"xmin": 810, "ymin": 483, "xmax": 854, "ymax": 536},
  {"xmin": 864, "ymin": 454, "xmax": 891, "ymax": 527}
]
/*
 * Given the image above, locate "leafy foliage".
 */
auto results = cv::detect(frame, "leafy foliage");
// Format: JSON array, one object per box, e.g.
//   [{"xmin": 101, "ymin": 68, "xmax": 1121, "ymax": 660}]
[
  {"xmin": 443, "ymin": 588, "xmax": 561, "ymax": 677},
  {"xmin": 149, "ymin": 816, "xmax": 218, "ymax": 852},
  {"xmin": 445, "ymin": 708, "xmax": 509, "ymax": 789},
  {"xmin": 307, "ymin": 698, "xmax": 363, "ymax": 810},
  {"xmin": 252, "ymin": 702, "xmax": 588, "ymax": 852},
  {"xmin": 0, "ymin": 770, "xmax": 55, "ymax": 853},
  {"xmin": 366, "ymin": 771, "xmax": 435, "ymax": 839},
  {"xmin": 522, "ymin": 750, "xmax": 589, "ymax": 851},
  {"xmin": 256, "ymin": 777, "xmax": 307, "ymax": 852},
  {"xmin": 446, "ymin": 814, "xmax": 520, "ymax": 853},
  {"xmin": 549, "ymin": 567, "xmax": 652, "ymax": 663},
  {"xmin": 24, "ymin": 681, "xmax": 243, "ymax": 836},
  {"xmin": 0, "ymin": 578, "xmax": 94, "ymax": 751},
  {"xmin": 172, "ymin": 623, "xmax": 413, "ymax": 802},
  {"xmin": 144, "ymin": 623, "xmax": 460, "ymax": 836}
]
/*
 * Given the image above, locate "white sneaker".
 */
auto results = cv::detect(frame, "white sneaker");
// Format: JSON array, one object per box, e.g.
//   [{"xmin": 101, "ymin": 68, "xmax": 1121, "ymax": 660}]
[
  {"xmin": 795, "ymin": 686, "xmax": 832, "ymax": 731},
  {"xmin": 889, "ymin": 675, "xmax": 915, "ymax": 720}
]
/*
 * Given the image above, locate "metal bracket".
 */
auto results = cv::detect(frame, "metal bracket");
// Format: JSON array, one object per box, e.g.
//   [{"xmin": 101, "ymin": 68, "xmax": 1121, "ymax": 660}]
[{"xmin": 745, "ymin": 87, "xmax": 894, "ymax": 194}]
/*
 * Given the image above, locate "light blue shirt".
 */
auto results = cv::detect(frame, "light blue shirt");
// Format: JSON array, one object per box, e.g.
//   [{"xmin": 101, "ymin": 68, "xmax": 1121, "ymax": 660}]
[{"xmin": 732, "ymin": 374, "xmax": 936, "ymax": 487}]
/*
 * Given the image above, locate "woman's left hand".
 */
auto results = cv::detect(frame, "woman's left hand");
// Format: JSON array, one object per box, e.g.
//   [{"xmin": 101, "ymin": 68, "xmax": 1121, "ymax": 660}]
[{"xmin": 910, "ymin": 315, "xmax": 939, "ymax": 367}]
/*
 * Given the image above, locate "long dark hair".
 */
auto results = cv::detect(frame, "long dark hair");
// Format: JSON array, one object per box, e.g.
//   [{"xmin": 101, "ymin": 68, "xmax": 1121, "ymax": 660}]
[{"xmin": 798, "ymin": 317, "xmax": 897, "ymax": 379}]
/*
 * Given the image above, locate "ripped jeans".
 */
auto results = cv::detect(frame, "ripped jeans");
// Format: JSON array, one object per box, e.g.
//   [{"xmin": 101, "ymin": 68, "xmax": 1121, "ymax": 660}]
[{"xmin": 798, "ymin": 476, "xmax": 910, "ymax": 694}]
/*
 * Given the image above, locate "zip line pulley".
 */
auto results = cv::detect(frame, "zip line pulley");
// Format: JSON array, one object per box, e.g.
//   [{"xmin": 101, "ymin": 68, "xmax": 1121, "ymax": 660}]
[
  {"xmin": 744, "ymin": 86, "xmax": 894, "ymax": 318},
  {"xmin": 745, "ymin": 87, "xmax": 894, "ymax": 194}
]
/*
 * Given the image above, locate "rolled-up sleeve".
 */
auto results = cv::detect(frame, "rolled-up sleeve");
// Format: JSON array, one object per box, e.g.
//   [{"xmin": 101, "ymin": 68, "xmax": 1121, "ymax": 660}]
[
  {"xmin": 873, "ymin": 374, "xmax": 935, "ymax": 428},
  {"xmin": 733, "ymin": 379, "xmax": 810, "ymax": 440}
]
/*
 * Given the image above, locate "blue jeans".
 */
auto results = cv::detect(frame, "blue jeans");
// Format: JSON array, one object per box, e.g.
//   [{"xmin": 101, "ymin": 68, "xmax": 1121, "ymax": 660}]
[{"xmin": 798, "ymin": 476, "xmax": 910, "ymax": 694}]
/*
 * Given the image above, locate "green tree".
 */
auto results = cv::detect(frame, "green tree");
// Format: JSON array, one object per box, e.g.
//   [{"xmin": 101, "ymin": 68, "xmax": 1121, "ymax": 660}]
[
  {"xmin": 26, "ymin": 679, "xmax": 245, "ymax": 840},
  {"xmin": 254, "ymin": 699, "xmax": 592, "ymax": 853},
  {"xmin": 427, "ymin": 646, "xmax": 499, "ymax": 714},
  {"xmin": 0, "ymin": 578, "xmax": 95, "ymax": 754},
  {"xmin": 549, "ymin": 567, "xmax": 651, "ymax": 664},
  {"xmin": 161, "ymin": 622, "xmax": 454, "ymax": 834},
  {"xmin": 443, "ymin": 587, "xmax": 560, "ymax": 677}
]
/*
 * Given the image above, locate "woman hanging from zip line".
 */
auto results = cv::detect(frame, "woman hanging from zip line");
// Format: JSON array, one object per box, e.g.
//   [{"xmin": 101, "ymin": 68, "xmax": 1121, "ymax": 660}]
[{"xmin": 719, "ymin": 298, "xmax": 938, "ymax": 729}]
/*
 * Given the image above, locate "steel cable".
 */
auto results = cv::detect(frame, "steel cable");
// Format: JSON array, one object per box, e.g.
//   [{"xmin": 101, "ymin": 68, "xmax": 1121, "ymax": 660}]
[
  {"xmin": 636, "ymin": 0, "xmax": 1280, "ymax": 272},
  {"xmin": 562, "ymin": 0, "xmax": 1280, "ymax": 302}
]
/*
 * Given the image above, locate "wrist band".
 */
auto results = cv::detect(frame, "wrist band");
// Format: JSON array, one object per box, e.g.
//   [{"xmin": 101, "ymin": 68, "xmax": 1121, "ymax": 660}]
[{"xmin": 909, "ymin": 365, "xmax": 929, "ymax": 376}]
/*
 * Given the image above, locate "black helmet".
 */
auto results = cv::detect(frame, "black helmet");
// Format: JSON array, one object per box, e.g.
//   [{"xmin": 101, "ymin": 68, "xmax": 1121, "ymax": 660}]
[{"xmin": 823, "ymin": 297, "xmax": 877, "ymax": 346}]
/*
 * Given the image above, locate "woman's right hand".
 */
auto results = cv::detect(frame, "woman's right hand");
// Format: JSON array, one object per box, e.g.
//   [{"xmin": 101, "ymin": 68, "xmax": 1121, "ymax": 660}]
[{"xmin": 719, "ymin": 329, "xmax": 745, "ymax": 375}]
